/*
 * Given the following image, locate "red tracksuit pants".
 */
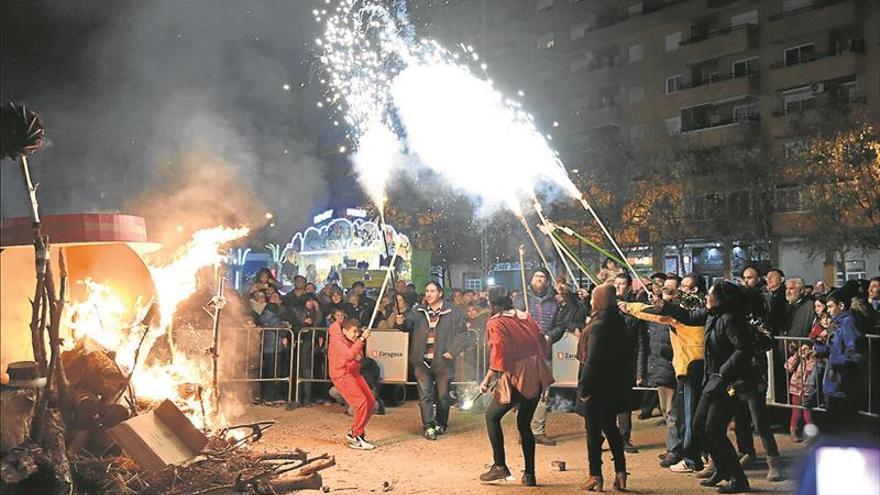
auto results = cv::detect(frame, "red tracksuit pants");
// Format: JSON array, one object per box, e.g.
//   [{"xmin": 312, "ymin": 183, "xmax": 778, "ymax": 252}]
[{"xmin": 332, "ymin": 373, "xmax": 376, "ymax": 437}]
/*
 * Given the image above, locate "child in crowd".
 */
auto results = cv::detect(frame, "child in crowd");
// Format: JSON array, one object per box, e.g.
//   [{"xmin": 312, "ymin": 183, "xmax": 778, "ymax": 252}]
[
  {"xmin": 328, "ymin": 318, "xmax": 377, "ymax": 450},
  {"xmin": 784, "ymin": 342, "xmax": 817, "ymax": 443}
]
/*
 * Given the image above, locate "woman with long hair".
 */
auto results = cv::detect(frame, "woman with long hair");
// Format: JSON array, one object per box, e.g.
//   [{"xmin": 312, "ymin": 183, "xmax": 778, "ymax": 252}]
[
  {"xmin": 478, "ymin": 288, "xmax": 554, "ymax": 487},
  {"xmin": 661, "ymin": 281, "xmax": 754, "ymax": 493}
]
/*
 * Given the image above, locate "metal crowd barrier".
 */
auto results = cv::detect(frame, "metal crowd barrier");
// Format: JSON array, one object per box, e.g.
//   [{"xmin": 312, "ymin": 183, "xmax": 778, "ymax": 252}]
[
  {"xmin": 219, "ymin": 326, "xmax": 296, "ymax": 403},
  {"xmin": 293, "ymin": 327, "xmax": 487, "ymax": 405},
  {"xmin": 767, "ymin": 334, "xmax": 878, "ymax": 418}
]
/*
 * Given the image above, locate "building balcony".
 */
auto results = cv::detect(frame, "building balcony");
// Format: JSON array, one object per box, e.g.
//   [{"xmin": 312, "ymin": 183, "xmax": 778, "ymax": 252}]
[
  {"xmin": 678, "ymin": 24, "xmax": 756, "ymax": 62},
  {"xmin": 675, "ymin": 72, "xmax": 759, "ymax": 108},
  {"xmin": 767, "ymin": 1, "xmax": 859, "ymax": 42},
  {"xmin": 679, "ymin": 116, "xmax": 760, "ymax": 148},
  {"xmin": 768, "ymin": 97, "xmax": 866, "ymax": 137},
  {"xmin": 769, "ymin": 50, "xmax": 861, "ymax": 90}
]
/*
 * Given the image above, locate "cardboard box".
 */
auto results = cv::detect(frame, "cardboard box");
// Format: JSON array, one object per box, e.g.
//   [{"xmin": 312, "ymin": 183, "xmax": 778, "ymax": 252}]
[{"xmin": 108, "ymin": 399, "xmax": 209, "ymax": 471}]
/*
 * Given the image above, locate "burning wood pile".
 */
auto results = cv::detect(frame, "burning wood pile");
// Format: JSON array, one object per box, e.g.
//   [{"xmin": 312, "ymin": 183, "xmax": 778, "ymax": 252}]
[{"xmin": 0, "ymin": 103, "xmax": 335, "ymax": 494}]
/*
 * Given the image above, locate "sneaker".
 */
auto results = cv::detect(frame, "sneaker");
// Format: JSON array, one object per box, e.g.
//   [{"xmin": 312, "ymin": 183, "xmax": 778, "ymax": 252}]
[
  {"xmin": 521, "ymin": 472, "xmax": 537, "ymax": 486},
  {"xmin": 738, "ymin": 452, "xmax": 756, "ymax": 468},
  {"xmin": 479, "ymin": 464, "xmax": 511, "ymax": 482},
  {"xmin": 424, "ymin": 427, "xmax": 437, "ymax": 440},
  {"xmin": 534, "ymin": 434, "xmax": 557, "ymax": 446},
  {"xmin": 717, "ymin": 477, "xmax": 750, "ymax": 493},
  {"xmin": 766, "ymin": 456, "xmax": 786, "ymax": 482},
  {"xmin": 348, "ymin": 434, "xmax": 376, "ymax": 450},
  {"xmin": 435, "ymin": 424, "xmax": 447, "ymax": 436},
  {"xmin": 669, "ymin": 459, "xmax": 694, "ymax": 473},
  {"xmin": 660, "ymin": 453, "xmax": 682, "ymax": 468},
  {"xmin": 345, "ymin": 430, "xmax": 355, "ymax": 443},
  {"xmin": 695, "ymin": 460, "xmax": 716, "ymax": 479},
  {"xmin": 623, "ymin": 441, "xmax": 639, "ymax": 454}
]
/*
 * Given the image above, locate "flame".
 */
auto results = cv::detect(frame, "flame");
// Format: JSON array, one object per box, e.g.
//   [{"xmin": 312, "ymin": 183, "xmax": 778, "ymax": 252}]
[{"xmin": 63, "ymin": 226, "xmax": 249, "ymax": 430}]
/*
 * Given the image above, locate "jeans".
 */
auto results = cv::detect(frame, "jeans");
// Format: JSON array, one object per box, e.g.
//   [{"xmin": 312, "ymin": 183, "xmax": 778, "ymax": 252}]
[
  {"xmin": 486, "ymin": 387, "xmax": 539, "ymax": 474},
  {"xmin": 413, "ymin": 360, "xmax": 453, "ymax": 429},
  {"xmin": 617, "ymin": 410, "xmax": 633, "ymax": 443},
  {"xmin": 695, "ymin": 390, "xmax": 747, "ymax": 481},
  {"xmin": 584, "ymin": 399, "xmax": 627, "ymax": 476},
  {"xmin": 657, "ymin": 386, "xmax": 683, "ymax": 455},
  {"xmin": 530, "ymin": 357, "xmax": 552, "ymax": 436},
  {"xmin": 680, "ymin": 362, "xmax": 705, "ymax": 468},
  {"xmin": 734, "ymin": 389, "xmax": 780, "ymax": 458}
]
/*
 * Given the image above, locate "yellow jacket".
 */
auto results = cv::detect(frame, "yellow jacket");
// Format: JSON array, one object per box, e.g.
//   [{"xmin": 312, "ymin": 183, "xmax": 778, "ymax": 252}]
[{"xmin": 624, "ymin": 302, "xmax": 705, "ymax": 377}]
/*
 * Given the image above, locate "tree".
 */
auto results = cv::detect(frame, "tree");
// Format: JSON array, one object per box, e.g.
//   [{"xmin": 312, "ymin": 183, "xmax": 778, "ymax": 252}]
[{"xmin": 795, "ymin": 121, "xmax": 880, "ymax": 253}]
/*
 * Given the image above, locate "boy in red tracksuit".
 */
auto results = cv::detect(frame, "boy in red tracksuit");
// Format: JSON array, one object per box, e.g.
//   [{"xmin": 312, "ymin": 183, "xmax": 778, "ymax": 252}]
[{"xmin": 328, "ymin": 318, "xmax": 377, "ymax": 450}]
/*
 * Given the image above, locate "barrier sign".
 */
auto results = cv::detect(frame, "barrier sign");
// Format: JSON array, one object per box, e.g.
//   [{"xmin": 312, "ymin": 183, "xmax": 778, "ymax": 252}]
[
  {"xmin": 366, "ymin": 330, "xmax": 410, "ymax": 383},
  {"xmin": 551, "ymin": 332, "xmax": 579, "ymax": 388}
]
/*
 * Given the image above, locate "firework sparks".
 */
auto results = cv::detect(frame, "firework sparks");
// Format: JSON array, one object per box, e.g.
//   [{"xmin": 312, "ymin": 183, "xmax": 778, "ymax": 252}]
[{"xmin": 316, "ymin": 0, "xmax": 581, "ymax": 215}]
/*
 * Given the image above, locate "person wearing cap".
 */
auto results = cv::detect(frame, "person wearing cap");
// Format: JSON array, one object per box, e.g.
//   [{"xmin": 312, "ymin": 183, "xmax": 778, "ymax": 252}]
[{"xmin": 513, "ymin": 267, "xmax": 561, "ymax": 446}]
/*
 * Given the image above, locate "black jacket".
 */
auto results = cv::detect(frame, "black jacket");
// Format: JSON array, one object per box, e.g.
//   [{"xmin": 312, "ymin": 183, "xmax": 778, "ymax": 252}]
[
  {"xmin": 397, "ymin": 302, "xmax": 469, "ymax": 369},
  {"xmin": 577, "ymin": 308, "xmax": 630, "ymax": 413},
  {"xmin": 785, "ymin": 297, "xmax": 815, "ymax": 338},
  {"xmin": 661, "ymin": 303, "xmax": 754, "ymax": 396},
  {"xmin": 640, "ymin": 320, "xmax": 676, "ymax": 389},
  {"xmin": 619, "ymin": 293, "xmax": 648, "ymax": 384},
  {"xmin": 765, "ymin": 286, "xmax": 787, "ymax": 335}
]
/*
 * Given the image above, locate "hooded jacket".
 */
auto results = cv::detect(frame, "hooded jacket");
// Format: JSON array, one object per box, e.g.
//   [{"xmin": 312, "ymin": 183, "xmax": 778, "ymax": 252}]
[{"xmin": 814, "ymin": 311, "xmax": 866, "ymax": 400}]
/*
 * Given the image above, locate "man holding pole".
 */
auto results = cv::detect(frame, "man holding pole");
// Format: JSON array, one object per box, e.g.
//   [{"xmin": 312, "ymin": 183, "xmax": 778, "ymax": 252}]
[
  {"xmin": 513, "ymin": 267, "xmax": 561, "ymax": 446},
  {"xmin": 395, "ymin": 281, "xmax": 469, "ymax": 440}
]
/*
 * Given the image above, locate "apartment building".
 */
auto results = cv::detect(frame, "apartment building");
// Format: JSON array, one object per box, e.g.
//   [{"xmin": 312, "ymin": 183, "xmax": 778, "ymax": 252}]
[{"xmin": 411, "ymin": 0, "xmax": 879, "ymax": 283}]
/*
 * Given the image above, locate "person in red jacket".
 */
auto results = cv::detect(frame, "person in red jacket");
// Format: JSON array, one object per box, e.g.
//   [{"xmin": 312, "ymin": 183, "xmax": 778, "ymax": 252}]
[{"xmin": 328, "ymin": 318, "xmax": 376, "ymax": 450}]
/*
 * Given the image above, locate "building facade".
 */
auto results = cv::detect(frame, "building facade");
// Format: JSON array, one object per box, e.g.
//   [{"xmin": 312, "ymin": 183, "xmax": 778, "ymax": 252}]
[{"xmin": 411, "ymin": 0, "xmax": 879, "ymax": 283}]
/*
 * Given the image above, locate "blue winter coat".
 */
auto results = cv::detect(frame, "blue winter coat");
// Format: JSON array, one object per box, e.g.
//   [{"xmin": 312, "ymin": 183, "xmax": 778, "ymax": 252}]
[{"xmin": 814, "ymin": 311, "xmax": 866, "ymax": 400}]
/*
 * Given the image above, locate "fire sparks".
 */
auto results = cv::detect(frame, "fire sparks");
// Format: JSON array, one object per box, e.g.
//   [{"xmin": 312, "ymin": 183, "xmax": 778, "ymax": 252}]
[
  {"xmin": 63, "ymin": 226, "xmax": 249, "ymax": 430},
  {"xmin": 317, "ymin": 0, "xmax": 582, "ymax": 214}
]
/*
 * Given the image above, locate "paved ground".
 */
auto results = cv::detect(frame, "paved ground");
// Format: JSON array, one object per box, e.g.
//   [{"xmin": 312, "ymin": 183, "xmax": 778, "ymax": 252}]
[{"xmin": 235, "ymin": 400, "xmax": 804, "ymax": 494}]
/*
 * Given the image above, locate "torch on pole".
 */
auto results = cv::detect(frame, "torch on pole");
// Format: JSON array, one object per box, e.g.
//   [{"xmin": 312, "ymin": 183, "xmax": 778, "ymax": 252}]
[
  {"xmin": 577, "ymin": 197, "xmax": 649, "ymax": 293},
  {"xmin": 377, "ymin": 212, "xmax": 401, "ymax": 316},
  {"xmin": 531, "ymin": 199, "xmax": 579, "ymax": 291},
  {"xmin": 367, "ymin": 243, "xmax": 401, "ymax": 329},
  {"xmin": 516, "ymin": 212, "xmax": 556, "ymax": 286},
  {"xmin": 518, "ymin": 244, "xmax": 529, "ymax": 311}
]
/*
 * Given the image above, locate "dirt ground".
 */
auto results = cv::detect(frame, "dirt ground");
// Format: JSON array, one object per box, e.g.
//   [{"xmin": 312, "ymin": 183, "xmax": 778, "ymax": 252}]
[{"xmin": 234, "ymin": 398, "xmax": 805, "ymax": 495}]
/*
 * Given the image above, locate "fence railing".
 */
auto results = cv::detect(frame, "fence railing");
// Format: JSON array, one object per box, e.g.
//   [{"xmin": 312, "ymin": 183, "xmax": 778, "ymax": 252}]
[
  {"xmin": 767, "ymin": 334, "xmax": 878, "ymax": 418},
  {"xmin": 219, "ymin": 326, "xmax": 296, "ymax": 403}
]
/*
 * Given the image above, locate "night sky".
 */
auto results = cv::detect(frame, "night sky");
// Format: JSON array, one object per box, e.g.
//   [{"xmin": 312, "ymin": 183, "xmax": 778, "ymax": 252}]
[{"xmin": 0, "ymin": 1, "xmax": 359, "ymax": 241}]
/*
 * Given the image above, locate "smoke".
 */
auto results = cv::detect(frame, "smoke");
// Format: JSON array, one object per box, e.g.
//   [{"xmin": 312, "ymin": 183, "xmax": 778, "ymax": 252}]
[{"xmin": 0, "ymin": 1, "xmax": 332, "ymax": 240}]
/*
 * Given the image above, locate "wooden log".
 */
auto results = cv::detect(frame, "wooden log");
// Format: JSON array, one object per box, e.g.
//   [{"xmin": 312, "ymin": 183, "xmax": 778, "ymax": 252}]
[
  {"xmin": 0, "ymin": 442, "xmax": 41, "ymax": 485},
  {"xmin": 36, "ymin": 409, "xmax": 72, "ymax": 495},
  {"xmin": 288, "ymin": 456, "xmax": 335, "ymax": 478},
  {"xmin": 271, "ymin": 472, "xmax": 323, "ymax": 493},
  {"xmin": 0, "ymin": 388, "xmax": 37, "ymax": 452},
  {"xmin": 62, "ymin": 345, "xmax": 127, "ymax": 400}
]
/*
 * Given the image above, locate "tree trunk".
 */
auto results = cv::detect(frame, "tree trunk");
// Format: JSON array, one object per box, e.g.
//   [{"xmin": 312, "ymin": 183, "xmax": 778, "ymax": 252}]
[
  {"xmin": 271, "ymin": 472, "xmax": 323, "ymax": 493},
  {"xmin": 36, "ymin": 410, "xmax": 72, "ymax": 495}
]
